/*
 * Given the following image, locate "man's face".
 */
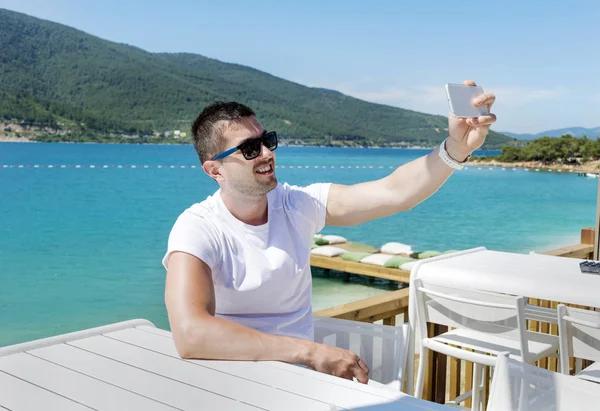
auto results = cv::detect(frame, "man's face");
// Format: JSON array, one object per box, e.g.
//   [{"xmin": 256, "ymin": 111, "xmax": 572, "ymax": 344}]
[{"xmin": 217, "ymin": 116, "xmax": 277, "ymax": 196}]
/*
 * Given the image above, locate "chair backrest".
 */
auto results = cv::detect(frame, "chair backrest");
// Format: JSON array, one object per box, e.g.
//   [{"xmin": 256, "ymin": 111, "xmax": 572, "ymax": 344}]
[
  {"xmin": 557, "ymin": 304, "xmax": 600, "ymax": 373},
  {"xmin": 312, "ymin": 316, "xmax": 410, "ymax": 390},
  {"xmin": 414, "ymin": 279, "xmax": 531, "ymax": 360},
  {"xmin": 488, "ymin": 354, "xmax": 600, "ymax": 411}
]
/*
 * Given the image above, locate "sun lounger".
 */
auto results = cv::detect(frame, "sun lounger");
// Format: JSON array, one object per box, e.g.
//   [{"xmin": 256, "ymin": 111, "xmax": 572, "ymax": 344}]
[
  {"xmin": 310, "ymin": 236, "xmax": 458, "ymax": 283},
  {"xmin": 310, "ymin": 253, "xmax": 412, "ymax": 282}
]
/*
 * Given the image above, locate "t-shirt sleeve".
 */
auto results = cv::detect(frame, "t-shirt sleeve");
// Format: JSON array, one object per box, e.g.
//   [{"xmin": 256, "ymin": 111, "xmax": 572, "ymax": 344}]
[
  {"xmin": 283, "ymin": 182, "xmax": 331, "ymax": 235},
  {"xmin": 161, "ymin": 211, "xmax": 220, "ymax": 271}
]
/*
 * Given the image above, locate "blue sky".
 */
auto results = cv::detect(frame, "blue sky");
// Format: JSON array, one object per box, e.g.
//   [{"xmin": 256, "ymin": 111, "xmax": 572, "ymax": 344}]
[{"xmin": 1, "ymin": 0, "xmax": 599, "ymax": 133}]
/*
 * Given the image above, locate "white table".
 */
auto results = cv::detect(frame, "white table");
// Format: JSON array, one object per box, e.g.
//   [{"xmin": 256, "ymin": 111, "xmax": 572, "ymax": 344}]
[
  {"xmin": 410, "ymin": 247, "xmax": 600, "ymax": 308},
  {"xmin": 0, "ymin": 320, "xmax": 452, "ymax": 411},
  {"xmin": 405, "ymin": 246, "xmax": 600, "ymax": 395}
]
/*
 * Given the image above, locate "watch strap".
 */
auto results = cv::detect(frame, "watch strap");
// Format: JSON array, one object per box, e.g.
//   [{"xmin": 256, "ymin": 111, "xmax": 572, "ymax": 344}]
[{"xmin": 438, "ymin": 138, "xmax": 470, "ymax": 170}]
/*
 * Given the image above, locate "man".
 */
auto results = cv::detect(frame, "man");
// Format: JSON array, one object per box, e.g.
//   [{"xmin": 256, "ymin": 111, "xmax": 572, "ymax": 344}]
[{"xmin": 163, "ymin": 80, "xmax": 496, "ymax": 384}]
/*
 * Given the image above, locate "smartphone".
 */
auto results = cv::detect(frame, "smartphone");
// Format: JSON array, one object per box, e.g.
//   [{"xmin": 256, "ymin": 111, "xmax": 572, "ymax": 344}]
[{"xmin": 445, "ymin": 83, "xmax": 489, "ymax": 118}]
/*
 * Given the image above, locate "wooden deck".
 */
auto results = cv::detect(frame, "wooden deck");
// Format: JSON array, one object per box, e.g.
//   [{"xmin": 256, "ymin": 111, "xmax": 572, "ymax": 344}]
[
  {"xmin": 310, "ymin": 254, "xmax": 411, "ymax": 282},
  {"xmin": 541, "ymin": 242, "xmax": 593, "ymax": 259}
]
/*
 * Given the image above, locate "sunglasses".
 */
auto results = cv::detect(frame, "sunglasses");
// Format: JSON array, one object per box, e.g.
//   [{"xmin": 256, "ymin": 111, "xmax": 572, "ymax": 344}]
[{"xmin": 211, "ymin": 131, "xmax": 278, "ymax": 161}]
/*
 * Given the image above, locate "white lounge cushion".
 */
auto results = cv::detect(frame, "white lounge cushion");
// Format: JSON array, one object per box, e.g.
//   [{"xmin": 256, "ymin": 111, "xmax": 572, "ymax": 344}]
[
  {"xmin": 310, "ymin": 246, "xmax": 347, "ymax": 257},
  {"xmin": 380, "ymin": 242, "xmax": 413, "ymax": 255},
  {"xmin": 313, "ymin": 234, "xmax": 347, "ymax": 245},
  {"xmin": 322, "ymin": 235, "xmax": 347, "ymax": 244},
  {"xmin": 432, "ymin": 328, "xmax": 559, "ymax": 360},
  {"xmin": 359, "ymin": 253, "xmax": 394, "ymax": 266}
]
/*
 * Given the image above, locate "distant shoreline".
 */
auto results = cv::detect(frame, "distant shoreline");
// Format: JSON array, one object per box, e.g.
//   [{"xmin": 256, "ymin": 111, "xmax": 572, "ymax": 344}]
[
  {"xmin": 0, "ymin": 137, "xmax": 504, "ymax": 151},
  {"xmin": 0, "ymin": 136, "xmax": 431, "ymax": 149},
  {"xmin": 469, "ymin": 158, "xmax": 600, "ymax": 174},
  {"xmin": 0, "ymin": 136, "xmax": 34, "ymax": 143}
]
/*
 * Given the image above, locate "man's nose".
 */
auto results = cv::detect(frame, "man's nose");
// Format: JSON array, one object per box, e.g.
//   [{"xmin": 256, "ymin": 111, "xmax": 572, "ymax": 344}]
[{"xmin": 259, "ymin": 141, "xmax": 274, "ymax": 159}]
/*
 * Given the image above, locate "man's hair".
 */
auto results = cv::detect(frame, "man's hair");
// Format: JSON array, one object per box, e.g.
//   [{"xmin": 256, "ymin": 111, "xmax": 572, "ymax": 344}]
[{"xmin": 191, "ymin": 101, "xmax": 255, "ymax": 163}]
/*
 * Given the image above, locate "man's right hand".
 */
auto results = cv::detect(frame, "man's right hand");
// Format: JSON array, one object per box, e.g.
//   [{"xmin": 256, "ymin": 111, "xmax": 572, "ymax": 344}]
[{"xmin": 305, "ymin": 342, "xmax": 370, "ymax": 384}]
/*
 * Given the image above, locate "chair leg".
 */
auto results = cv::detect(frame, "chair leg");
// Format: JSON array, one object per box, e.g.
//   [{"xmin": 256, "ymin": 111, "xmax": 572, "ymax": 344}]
[
  {"xmin": 415, "ymin": 344, "xmax": 428, "ymax": 399},
  {"xmin": 471, "ymin": 363, "xmax": 482, "ymax": 411}
]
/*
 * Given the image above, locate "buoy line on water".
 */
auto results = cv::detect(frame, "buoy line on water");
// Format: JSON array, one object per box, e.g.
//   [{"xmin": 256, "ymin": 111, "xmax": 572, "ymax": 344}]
[{"xmin": 0, "ymin": 164, "xmax": 580, "ymax": 173}]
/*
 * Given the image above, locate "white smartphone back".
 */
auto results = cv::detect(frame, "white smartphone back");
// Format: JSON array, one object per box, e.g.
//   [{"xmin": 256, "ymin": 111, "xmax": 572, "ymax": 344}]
[{"xmin": 445, "ymin": 83, "xmax": 488, "ymax": 118}]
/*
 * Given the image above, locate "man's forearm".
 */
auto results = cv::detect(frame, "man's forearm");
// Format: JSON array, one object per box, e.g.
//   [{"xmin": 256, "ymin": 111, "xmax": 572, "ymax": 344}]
[
  {"xmin": 173, "ymin": 314, "xmax": 313, "ymax": 366},
  {"xmin": 325, "ymin": 141, "xmax": 470, "ymax": 226},
  {"xmin": 382, "ymin": 144, "xmax": 460, "ymax": 211}
]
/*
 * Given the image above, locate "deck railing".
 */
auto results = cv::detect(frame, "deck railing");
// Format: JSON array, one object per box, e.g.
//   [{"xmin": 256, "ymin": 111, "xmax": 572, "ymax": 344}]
[
  {"xmin": 314, "ymin": 288, "xmax": 409, "ymax": 326},
  {"xmin": 313, "ymin": 227, "xmax": 596, "ymax": 407}
]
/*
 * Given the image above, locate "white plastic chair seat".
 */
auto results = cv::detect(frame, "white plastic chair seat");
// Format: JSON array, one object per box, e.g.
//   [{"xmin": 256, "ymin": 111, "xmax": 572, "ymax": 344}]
[
  {"xmin": 430, "ymin": 328, "xmax": 559, "ymax": 362},
  {"xmin": 576, "ymin": 361, "xmax": 600, "ymax": 383}
]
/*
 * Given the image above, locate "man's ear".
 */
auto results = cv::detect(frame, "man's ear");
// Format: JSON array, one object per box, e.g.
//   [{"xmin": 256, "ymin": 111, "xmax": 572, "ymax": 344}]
[{"xmin": 203, "ymin": 160, "xmax": 223, "ymax": 182}]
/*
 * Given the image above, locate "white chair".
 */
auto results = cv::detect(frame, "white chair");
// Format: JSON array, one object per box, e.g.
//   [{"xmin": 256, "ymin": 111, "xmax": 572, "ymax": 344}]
[
  {"xmin": 487, "ymin": 353, "xmax": 600, "ymax": 411},
  {"xmin": 557, "ymin": 303, "xmax": 600, "ymax": 383},
  {"xmin": 312, "ymin": 316, "xmax": 410, "ymax": 391},
  {"xmin": 413, "ymin": 279, "xmax": 559, "ymax": 410}
]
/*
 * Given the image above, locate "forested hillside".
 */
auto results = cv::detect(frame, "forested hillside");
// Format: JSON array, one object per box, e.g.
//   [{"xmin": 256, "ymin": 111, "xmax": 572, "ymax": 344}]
[{"xmin": 0, "ymin": 8, "xmax": 513, "ymax": 147}]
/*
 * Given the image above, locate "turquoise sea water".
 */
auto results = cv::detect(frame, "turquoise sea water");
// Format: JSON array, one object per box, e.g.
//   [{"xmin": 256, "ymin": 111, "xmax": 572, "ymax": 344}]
[{"xmin": 1, "ymin": 142, "xmax": 597, "ymax": 346}]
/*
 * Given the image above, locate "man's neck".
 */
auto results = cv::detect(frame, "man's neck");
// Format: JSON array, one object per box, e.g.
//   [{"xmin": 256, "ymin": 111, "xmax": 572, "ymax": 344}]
[{"xmin": 220, "ymin": 190, "xmax": 269, "ymax": 226}]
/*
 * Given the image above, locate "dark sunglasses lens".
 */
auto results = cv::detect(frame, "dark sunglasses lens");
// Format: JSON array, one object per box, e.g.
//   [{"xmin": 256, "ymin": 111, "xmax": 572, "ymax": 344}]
[
  {"xmin": 264, "ymin": 132, "xmax": 278, "ymax": 150},
  {"xmin": 240, "ymin": 138, "xmax": 262, "ymax": 160}
]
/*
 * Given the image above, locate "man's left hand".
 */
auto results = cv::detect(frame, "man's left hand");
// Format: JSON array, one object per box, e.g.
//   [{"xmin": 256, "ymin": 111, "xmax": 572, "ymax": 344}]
[{"xmin": 446, "ymin": 80, "xmax": 497, "ymax": 162}]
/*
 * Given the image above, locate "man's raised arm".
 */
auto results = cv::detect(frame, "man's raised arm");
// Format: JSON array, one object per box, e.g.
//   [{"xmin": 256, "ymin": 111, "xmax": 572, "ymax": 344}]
[
  {"xmin": 165, "ymin": 251, "xmax": 371, "ymax": 383},
  {"xmin": 326, "ymin": 80, "xmax": 496, "ymax": 227}
]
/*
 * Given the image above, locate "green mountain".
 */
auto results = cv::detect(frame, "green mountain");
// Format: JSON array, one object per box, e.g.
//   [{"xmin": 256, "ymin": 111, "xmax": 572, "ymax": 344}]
[{"xmin": 0, "ymin": 8, "xmax": 513, "ymax": 147}]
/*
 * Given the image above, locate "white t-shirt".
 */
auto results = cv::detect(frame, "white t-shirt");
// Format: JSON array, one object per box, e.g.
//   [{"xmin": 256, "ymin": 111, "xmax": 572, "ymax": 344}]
[{"xmin": 162, "ymin": 182, "xmax": 331, "ymax": 341}]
